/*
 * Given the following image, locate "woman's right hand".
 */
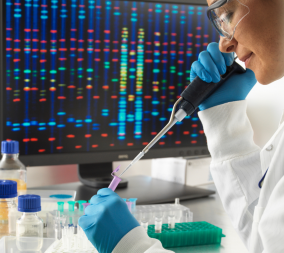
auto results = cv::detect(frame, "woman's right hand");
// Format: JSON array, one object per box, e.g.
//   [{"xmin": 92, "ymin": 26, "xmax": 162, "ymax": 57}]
[{"xmin": 190, "ymin": 42, "xmax": 257, "ymax": 111}]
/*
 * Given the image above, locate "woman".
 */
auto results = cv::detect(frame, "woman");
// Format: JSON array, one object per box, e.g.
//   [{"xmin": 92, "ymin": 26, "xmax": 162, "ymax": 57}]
[{"xmin": 79, "ymin": 0, "xmax": 284, "ymax": 252}]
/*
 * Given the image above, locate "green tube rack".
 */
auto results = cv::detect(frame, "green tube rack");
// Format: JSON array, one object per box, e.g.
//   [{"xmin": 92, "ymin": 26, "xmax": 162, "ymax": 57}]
[{"xmin": 147, "ymin": 221, "xmax": 225, "ymax": 248}]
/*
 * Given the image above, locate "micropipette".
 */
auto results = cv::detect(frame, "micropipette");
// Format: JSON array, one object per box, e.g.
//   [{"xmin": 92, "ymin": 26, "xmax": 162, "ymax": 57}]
[
  {"xmin": 107, "ymin": 60, "xmax": 245, "ymax": 191},
  {"xmin": 117, "ymin": 60, "xmax": 245, "ymax": 178}
]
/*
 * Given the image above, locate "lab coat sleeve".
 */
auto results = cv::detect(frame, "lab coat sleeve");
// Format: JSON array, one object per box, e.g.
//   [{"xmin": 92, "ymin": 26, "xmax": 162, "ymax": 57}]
[
  {"xmin": 198, "ymin": 101, "xmax": 262, "ymax": 249},
  {"xmin": 112, "ymin": 226, "xmax": 174, "ymax": 253}
]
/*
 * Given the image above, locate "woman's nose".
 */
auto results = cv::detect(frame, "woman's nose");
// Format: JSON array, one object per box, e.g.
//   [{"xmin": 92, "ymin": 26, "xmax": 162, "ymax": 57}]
[{"xmin": 219, "ymin": 36, "xmax": 237, "ymax": 53}]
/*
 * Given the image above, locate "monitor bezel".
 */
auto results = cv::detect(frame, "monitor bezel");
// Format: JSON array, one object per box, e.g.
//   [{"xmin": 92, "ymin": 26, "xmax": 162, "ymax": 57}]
[{"xmin": 0, "ymin": 0, "xmax": 210, "ymax": 167}]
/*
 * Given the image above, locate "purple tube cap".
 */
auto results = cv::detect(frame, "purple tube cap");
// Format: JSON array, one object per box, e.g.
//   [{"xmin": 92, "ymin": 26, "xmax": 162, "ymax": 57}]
[
  {"xmin": 82, "ymin": 203, "xmax": 90, "ymax": 212},
  {"xmin": 108, "ymin": 176, "xmax": 122, "ymax": 191},
  {"xmin": 126, "ymin": 201, "xmax": 132, "ymax": 212}
]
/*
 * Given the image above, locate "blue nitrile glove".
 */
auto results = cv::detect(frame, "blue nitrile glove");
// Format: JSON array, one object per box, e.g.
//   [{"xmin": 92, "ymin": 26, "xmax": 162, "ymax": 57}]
[
  {"xmin": 78, "ymin": 188, "xmax": 140, "ymax": 253},
  {"xmin": 190, "ymin": 42, "xmax": 257, "ymax": 111}
]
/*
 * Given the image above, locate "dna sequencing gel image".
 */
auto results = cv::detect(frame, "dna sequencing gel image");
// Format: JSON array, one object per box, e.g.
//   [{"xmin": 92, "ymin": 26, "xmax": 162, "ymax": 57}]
[{"xmin": 3, "ymin": 0, "xmax": 219, "ymax": 155}]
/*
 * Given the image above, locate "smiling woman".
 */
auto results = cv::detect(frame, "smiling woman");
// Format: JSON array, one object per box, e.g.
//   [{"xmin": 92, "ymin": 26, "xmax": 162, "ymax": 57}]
[{"xmin": 193, "ymin": 1, "xmax": 284, "ymax": 253}]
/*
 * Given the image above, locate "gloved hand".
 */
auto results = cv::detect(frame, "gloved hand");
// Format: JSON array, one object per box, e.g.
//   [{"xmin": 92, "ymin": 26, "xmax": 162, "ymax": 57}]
[
  {"xmin": 190, "ymin": 42, "xmax": 257, "ymax": 111},
  {"xmin": 78, "ymin": 188, "xmax": 140, "ymax": 253}
]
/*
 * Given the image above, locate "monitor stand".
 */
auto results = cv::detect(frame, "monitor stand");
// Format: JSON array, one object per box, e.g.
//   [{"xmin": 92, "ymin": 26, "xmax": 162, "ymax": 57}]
[{"xmin": 77, "ymin": 163, "xmax": 128, "ymax": 189}]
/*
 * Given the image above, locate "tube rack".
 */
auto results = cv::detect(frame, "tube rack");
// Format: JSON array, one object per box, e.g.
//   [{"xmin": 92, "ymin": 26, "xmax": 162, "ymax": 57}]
[{"xmin": 148, "ymin": 221, "xmax": 225, "ymax": 248}]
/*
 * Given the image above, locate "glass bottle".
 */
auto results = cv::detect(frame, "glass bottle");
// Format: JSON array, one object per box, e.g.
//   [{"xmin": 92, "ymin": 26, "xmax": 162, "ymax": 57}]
[
  {"xmin": 0, "ymin": 141, "xmax": 27, "ymax": 194},
  {"xmin": 0, "ymin": 180, "xmax": 17, "ymax": 238},
  {"xmin": 16, "ymin": 195, "xmax": 43, "ymax": 251}
]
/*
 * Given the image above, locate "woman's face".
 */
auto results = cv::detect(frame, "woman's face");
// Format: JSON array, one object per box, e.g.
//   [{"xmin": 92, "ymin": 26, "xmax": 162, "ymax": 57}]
[{"xmin": 208, "ymin": 0, "xmax": 284, "ymax": 85}]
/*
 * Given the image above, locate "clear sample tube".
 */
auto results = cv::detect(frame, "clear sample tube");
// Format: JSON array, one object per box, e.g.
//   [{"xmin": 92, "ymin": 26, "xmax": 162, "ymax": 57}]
[
  {"xmin": 175, "ymin": 198, "xmax": 180, "ymax": 205},
  {"xmin": 174, "ymin": 198, "xmax": 182, "ymax": 223},
  {"xmin": 141, "ymin": 212, "xmax": 150, "ymax": 232},
  {"xmin": 155, "ymin": 209, "xmax": 163, "ymax": 233},
  {"xmin": 155, "ymin": 217, "xmax": 162, "ymax": 233},
  {"xmin": 16, "ymin": 194, "xmax": 43, "ymax": 251},
  {"xmin": 0, "ymin": 180, "xmax": 17, "ymax": 238},
  {"xmin": 168, "ymin": 216, "xmax": 175, "ymax": 229},
  {"xmin": 168, "ymin": 208, "xmax": 176, "ymax": 229},
  {"xmin": 54, "ymin": 210, "xmax": 61, "ymax": 240}
]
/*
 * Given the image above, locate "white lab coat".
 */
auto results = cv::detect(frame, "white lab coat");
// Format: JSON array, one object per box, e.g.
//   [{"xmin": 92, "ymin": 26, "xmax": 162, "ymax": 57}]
[{"xmin": 113, "ymin": 100, "xmax": 284, "ymax": 253}]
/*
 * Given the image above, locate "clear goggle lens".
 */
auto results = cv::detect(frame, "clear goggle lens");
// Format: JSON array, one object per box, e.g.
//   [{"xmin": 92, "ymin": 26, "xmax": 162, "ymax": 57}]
[{"xmin": 208, "ymin": 0, "xmax": 250, "ymax": 41}]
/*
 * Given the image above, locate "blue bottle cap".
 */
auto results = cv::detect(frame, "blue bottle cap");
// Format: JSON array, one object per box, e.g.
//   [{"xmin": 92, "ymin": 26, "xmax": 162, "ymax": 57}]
[
  {"xmin": 1, "ymin": 141, "xmax": 19, "ymax": 154},
  {"xmin": 0, "ymin": 180, "xmax": 17, "ymax": 198},
  {"xmin": 18, "ymin": 195, "xmax": 41, "ymax": 212}
]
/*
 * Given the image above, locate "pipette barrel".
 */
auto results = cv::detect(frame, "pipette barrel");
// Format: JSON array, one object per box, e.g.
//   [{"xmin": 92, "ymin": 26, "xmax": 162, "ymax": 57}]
[{"xmin": 108, "ymin": 176, "xmax": 122, "ymax": 191}]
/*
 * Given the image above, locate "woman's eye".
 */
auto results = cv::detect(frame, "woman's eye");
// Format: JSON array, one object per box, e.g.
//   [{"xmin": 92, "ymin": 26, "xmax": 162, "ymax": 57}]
[{"xmin": 225, "ymin": 12, "xmax": 233, "ymax": 23}]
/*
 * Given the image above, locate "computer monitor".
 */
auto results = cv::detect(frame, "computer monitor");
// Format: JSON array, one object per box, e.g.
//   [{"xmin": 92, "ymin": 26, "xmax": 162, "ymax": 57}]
[{"xmin": 0, "ymin": 0, "xmax": 218, "ymax": 188}]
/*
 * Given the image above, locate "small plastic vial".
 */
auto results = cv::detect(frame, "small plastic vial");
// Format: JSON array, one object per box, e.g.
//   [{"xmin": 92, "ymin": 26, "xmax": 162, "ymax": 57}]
[
  {"xmin": 16, "ymin": 194, "xmax": 43, "ymax": 251},
  {"xmin": 155, "ymin": 217, "xmax": 162, "ymax": 233},
  {"xmin": 0, "ymin": 141, "xmax": 27, "ymax": 194},
  {"xmin": 0, "ymin": 180, "xmax": 18, "ymax": 238},
  {"xmin": 168, "ymin": 216, "xmax": 176, "ymax": 229}
]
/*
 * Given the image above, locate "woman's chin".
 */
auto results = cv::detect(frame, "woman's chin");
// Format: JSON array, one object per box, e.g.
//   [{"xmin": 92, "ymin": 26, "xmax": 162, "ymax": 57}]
[{"xmin": 254, "ymin": 69, "xmax": 283, "ymax": 85}]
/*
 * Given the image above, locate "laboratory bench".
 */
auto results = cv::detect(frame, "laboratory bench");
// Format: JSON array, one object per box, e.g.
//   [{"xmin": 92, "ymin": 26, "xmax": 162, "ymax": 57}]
[{"xmin": 31, "ymin": 177, "xmax": 249, "ymax": 253}]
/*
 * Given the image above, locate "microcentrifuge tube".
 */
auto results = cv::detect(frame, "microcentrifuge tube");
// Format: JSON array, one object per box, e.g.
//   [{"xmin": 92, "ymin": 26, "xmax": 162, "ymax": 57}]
[
  {"xmin": 168, "ymin": 216, "xmax": 175, "ymax": 229},
  {"xmin": 141, "ymin": 212, "xmax": 150, "ymax": 232},
  {"xmin": 175, "ymin": 198, "xmax": 180, "ymax": 205},
  {"xmin": 168, "ymin": 209, "xmax": 176, "ymax": 229},
  {"xmin": 155, "ymin": 217, "xmax": 162, "ymax": 233},
  {"xmin": 82, "ymin": 203, "xmax": 90, "ymax": 214},
  {"xmin": 77, "ymin": 200, "xmax": 87, "ymax": 213},
  {"xmin": 128, "ymin": 198, "xmax": 138, "ymax": 212},
  {"xmin": 141, "ymin": 221, "xmax": 148, "ymax": 232},
  {"xmin": 57, "ymin": 202, "xmax": 64, "ymax": 213},
  {"xmin": 126, "ymin": 201, "xmax": 132, "ymax": 212}
]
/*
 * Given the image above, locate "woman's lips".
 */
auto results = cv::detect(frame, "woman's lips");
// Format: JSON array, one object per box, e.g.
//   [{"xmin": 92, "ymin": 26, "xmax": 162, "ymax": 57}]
[
  {"xmin": 239, "ymin": 53, "xmax": 253, "ymax": 68},
  {"xmin": 245, "ymin": 53, "xmax": 253, "ymax": 68}
]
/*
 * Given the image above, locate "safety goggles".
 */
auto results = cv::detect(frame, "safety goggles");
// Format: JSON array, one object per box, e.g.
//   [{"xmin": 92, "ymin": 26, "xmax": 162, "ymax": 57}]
[{"xmin": 207, "ymin": 0, "xmax": 250, "ymax": 41}]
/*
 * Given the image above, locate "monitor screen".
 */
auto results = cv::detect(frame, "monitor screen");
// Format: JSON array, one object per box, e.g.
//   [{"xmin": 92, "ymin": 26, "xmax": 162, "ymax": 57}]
[{"xmin": 3, "ymin": 0, "xmax": 218, "ymax": 156}]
